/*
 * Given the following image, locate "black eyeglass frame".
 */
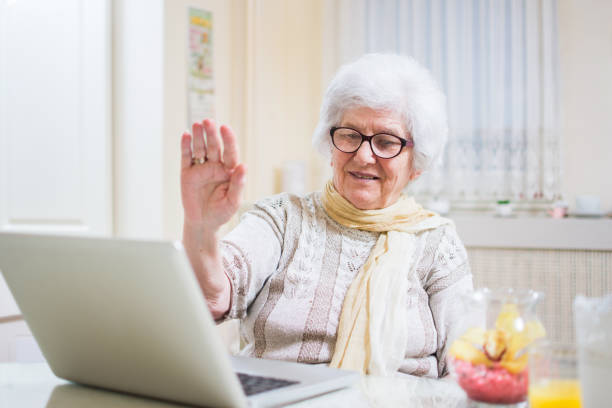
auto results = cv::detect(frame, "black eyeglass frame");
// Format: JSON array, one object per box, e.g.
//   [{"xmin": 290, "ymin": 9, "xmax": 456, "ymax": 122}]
[{"xmin": 329, "ymin": 126, "xmax": 414, "ymax": 159}]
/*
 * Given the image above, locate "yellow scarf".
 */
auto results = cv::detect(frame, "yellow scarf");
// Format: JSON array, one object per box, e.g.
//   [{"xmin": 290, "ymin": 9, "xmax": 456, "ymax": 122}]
[{"xmin": 323, "ymin": 181, "xmax": 451, "ymax": 375}]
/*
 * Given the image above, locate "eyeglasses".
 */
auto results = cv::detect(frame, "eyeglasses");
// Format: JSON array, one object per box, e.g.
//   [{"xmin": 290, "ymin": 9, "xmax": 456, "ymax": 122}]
[{"xmin": 329, "ymin": 127, "xmax": 413, "ymax": 159}]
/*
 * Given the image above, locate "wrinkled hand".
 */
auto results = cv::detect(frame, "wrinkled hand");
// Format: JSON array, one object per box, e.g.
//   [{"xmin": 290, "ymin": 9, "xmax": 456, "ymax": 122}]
[{"xmin": 181, "ymin": 119, "xmax": 246, "ymax": 232}]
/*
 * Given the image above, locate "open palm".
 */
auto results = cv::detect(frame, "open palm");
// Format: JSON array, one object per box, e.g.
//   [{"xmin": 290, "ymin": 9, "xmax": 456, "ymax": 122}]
[{"xmin": 180, "ymin": 119, "xmax": 246, "ymax": 232}]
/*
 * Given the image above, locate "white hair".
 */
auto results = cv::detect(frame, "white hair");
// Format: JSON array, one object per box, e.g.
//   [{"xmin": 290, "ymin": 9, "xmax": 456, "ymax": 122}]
[{"xmin": 312, "ymin": 53, "xmax": 448, "ymax": 173}]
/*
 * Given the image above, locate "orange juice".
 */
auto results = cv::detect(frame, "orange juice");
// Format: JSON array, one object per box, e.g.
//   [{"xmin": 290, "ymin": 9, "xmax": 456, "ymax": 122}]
[{"xmin": 528, "ymin": 379, "xmax": 582, "ymax": 408}]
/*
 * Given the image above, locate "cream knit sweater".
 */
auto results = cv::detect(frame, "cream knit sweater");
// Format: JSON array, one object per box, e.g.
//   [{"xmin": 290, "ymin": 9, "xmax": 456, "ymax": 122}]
[{"xmin": 220, "ymin": 191, "xmax": 473, "ymax": 378}]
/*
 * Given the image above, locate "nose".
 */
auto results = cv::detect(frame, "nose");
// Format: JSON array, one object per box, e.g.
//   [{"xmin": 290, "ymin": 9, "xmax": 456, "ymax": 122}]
[{"xmin": 353, "ymin": 140, "xmax": 377, "ymax": 163}]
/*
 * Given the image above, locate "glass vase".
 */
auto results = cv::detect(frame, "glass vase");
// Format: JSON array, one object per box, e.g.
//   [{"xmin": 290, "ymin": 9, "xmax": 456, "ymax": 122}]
[{"xmin": 447, "ymin": 288, "xmax": 545, "ymax": 407}]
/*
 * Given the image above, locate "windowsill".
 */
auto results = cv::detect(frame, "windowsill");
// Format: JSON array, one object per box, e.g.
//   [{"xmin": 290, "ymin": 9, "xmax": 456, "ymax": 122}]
[
  {"xmin": 451, "ymin": 213, "xmax": 612, "ymax": 250},
  {"xmin": 238, "ymin": 200, "xmax": 611, "ymax": 251}
]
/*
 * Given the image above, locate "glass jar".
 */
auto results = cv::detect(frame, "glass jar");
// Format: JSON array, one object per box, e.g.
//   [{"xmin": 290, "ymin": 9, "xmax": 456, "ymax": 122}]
[{"xmin": 447, "ymin": 288, "xmax": 545, "ymax": 407}]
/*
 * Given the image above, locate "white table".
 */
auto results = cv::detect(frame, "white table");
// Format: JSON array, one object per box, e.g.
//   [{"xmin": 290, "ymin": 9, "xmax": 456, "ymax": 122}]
[{"xmin": 0, "ymin": 363, "xmax": 468, "ymax": 407}]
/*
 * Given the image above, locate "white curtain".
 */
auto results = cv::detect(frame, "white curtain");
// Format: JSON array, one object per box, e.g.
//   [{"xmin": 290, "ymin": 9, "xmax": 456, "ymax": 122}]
[{"xmin": 328, "ymin": 0, "xmax": 561, "ymax": 204}]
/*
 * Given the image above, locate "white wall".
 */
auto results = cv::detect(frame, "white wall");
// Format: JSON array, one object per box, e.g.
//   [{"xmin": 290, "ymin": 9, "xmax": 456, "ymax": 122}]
[
  {"xmin": 158, "ymin": 0, "xmax": 325, "ymax": 236},
  {"xmin": 162, "ymin": 0, "xmax": 246, "ymax": 240},
  {"xmin": 113, "ymin": 0, "xmax": 165, "ymax": 238},
  {"xmin": 558, "ymin": 0, "xmax": 612, "ymax": 213},
  {"xmin": 242, "ymin": 0, "xmax": 325, "ymax": 202},
  {"xmin": 113, "ymin": 0, "xmax": 245, "ymax": 240}
]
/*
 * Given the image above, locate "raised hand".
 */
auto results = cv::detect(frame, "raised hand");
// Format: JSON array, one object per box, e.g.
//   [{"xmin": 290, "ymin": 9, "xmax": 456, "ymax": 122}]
[{"xmin": 180, "ymin": 119, "xmax": 246, "ymax": 233}]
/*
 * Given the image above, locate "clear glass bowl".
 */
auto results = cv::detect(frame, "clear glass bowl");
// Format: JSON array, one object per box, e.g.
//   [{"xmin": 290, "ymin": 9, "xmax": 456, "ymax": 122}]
[{"xmin": 447, "ymin": 288, "xmax": 545, "ymax": 406}]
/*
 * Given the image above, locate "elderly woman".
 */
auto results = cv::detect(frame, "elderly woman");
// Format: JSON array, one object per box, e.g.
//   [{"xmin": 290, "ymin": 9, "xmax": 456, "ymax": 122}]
[{"xmin": 180, "ymin": 54, "xmax": 473, "ymax": 378}]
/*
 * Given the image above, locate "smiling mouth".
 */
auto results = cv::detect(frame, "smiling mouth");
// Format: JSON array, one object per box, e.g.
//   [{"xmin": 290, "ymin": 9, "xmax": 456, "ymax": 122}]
[{"xmin": 349, "ymin": 171, "xmax": 379, "ymax": 180}]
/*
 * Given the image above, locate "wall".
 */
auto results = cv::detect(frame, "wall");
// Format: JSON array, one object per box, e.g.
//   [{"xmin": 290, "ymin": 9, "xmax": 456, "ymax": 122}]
[
  {"xmin": 113, "ymin": 0, "xmax": 165, "ymax": 238},
  {"xmin": 242, "ymin": 0, "xmax": 326, "ymax": 203},
  {"xmin": 162, "ymin": 0, "xmax": 247, "ymax": 240},
  {"xmin": 114, "ymin": 0, "xmax": 247, "ymax": 240},
  {"xmin": 159, "ymin": 0, "xmax": 325, "ymax": 235},
  {"xmin": 558, "ymin": 0, "xmax": 612, "ymax": 213}
]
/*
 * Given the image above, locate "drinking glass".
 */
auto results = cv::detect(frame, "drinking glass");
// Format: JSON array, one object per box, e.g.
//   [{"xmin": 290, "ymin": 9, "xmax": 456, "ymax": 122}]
[
  {"xmin": 574, "ymin": 295, "xmax": 612, "ymax": 408},
  {"xmin": 528, "ymin": 342, "xmax": 581, "ymax": 408}
]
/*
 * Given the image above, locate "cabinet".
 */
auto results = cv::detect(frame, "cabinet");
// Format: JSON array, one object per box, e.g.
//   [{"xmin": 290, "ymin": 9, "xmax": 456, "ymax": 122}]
[{"xmin": 0, "ymin": 0, "xmax": 111, "ymax": 361}]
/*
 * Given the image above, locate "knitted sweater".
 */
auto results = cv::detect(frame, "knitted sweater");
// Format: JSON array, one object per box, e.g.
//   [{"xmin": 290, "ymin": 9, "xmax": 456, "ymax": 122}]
[{"xmin": 221, "ymin": 192, "xmax": 473, "ymax": 377}]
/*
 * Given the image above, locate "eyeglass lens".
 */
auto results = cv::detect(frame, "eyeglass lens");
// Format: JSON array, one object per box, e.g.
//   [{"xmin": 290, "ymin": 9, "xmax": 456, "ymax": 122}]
[{"xmin": 332, "ymin": 128, "xmax": 406, "ymax": 158}]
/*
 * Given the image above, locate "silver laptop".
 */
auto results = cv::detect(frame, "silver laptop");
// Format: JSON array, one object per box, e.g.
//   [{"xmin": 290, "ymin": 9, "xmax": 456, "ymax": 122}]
[{"xmin": 0, "ymin": 232, "xmax": 358, "ymax": 407}]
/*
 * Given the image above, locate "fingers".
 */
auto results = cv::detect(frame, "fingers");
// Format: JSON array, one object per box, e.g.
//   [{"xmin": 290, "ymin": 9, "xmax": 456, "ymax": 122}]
[
  {"xmin": 192, "ymin": 122, "xmax": 207, "ymax": 160},
  {"xmin": 227, "ymin": 163, "xmax": 246, "ymax": 206},
  {"xmin": 180, "ymin": 131, "xmax": 193, "ymax": 170},
  {"xmin": 203, "ymin": 119, "xmax": 221, "ymax": 162},
  {"xmin": 188, "ymin": 119, "xmax": 239, "ymax": 170},
  {"xmin": 220, "ymin": 125, "xmax": 239, "ymax": 170}
]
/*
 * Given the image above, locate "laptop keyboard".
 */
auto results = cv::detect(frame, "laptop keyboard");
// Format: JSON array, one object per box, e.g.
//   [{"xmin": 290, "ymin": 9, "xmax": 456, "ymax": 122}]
[{"xmin": 236, "ymin": 372, "xmax": 299, "ymax": 396}]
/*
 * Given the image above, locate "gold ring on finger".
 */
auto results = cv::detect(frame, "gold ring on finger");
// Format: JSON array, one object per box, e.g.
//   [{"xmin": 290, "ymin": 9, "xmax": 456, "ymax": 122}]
[{"xmin": 191, "ymin": 157, "xmax": 206, "ymax": 165}]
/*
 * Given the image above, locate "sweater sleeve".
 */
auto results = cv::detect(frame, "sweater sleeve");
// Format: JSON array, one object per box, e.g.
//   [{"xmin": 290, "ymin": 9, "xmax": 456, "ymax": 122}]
[
  {"xmin": 424, "ymin": 225, "xmax": 474, "ymax": 377},
  {"xmin": 219, "ymin": 194, "xmax": 290, "ymax": 320}
]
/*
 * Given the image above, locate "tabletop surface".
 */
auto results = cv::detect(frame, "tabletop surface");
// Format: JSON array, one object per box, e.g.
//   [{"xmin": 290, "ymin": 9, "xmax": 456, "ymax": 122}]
[{"xmin": 0, "ymin": 362, "xmax": 469, "ymax": 407}]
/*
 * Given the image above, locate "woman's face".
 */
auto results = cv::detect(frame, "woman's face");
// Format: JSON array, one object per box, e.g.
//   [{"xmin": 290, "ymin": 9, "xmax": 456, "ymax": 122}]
[{"xmin": 331, "ymin": 107, "xmax": 420, "ymax": 210}]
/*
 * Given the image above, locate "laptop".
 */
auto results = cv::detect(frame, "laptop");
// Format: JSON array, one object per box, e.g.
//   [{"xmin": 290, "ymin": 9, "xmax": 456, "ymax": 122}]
[{"xmin": 0, "ymin": 232, "xmax": 358, "ymax": 407}]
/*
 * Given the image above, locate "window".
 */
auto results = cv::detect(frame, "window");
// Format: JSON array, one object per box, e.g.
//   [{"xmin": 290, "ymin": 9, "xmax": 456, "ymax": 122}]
[{"xmin": 326, "ymin": 0, "xmax": 561, "ymax": 208}]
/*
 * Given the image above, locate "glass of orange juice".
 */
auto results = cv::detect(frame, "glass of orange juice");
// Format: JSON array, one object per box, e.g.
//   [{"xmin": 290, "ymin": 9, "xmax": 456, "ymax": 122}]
[{"xmin": 529, "ymin": 342, "xmax": 582, "ymax": 408}]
